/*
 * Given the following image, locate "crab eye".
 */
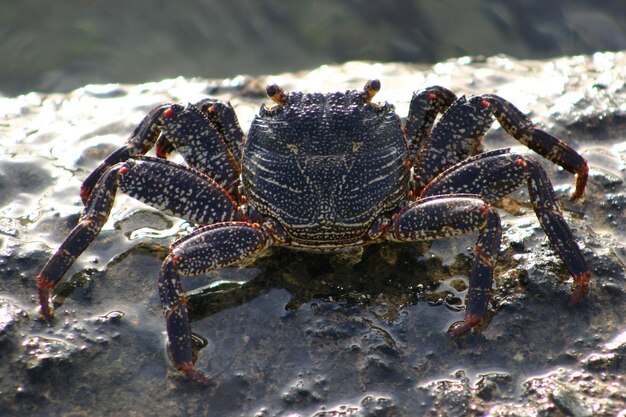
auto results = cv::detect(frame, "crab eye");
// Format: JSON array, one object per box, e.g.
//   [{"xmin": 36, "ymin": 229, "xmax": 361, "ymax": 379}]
[
  {"xmin": 266, "ymin": 84, "xmax": 289, "ymax": 106},
  {"xmin": 361, "ymin": 79, "xmax": 381, "ymax": 103}
]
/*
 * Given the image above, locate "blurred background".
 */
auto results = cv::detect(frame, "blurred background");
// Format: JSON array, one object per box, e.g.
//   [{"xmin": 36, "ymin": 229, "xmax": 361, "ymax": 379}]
[{"xmin": 1, "ymin": 0, "xmax": 625, "ymax": 95}]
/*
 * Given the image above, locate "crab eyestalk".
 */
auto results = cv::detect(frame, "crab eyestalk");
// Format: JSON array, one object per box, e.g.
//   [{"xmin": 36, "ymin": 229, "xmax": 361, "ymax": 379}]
[
  {"xmin": 361, "ymin": 79, "xmax": 381, "ymax": 103},
  {"xmin": 266, "ymin": 84, "xmax": 288, "ymax": 106}
]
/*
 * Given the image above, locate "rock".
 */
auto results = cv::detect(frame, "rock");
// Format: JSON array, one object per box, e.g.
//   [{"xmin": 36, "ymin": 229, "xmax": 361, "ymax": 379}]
[
  {"xmin": 521, "ymin": 368, "xmax": 626, "ymax": 417},
  {"xmin": 0, "ymin": 52, "xmax": 625, "ymax": 416},
  {"xmin": 0, "ymin": 297, "xmax": 28, "ymax": 347}
]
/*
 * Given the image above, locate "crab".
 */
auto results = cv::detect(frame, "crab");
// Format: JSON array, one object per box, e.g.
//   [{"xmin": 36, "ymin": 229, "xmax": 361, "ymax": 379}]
[{"xmin": 37, "ymin": 79, "xmax": 591, "ymax": 384}]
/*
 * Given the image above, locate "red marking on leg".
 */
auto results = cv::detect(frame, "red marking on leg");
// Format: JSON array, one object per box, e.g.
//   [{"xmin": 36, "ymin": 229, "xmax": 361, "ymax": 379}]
[
  {"xmin": 163, "ymin": 107, "xmax": 174, "ymax": 118},
  {"xmin": 79, "ymin": 186, "xmax": 91, "ymax": 204},
  {"xmin": 117, "ymin": 166, "xmax": 128, "ymax": 175},
  {"xmin": 156, "ymin": 144, "xmax": 167, "ymax": 159},
  {"xmin": 571, "ymin": 161, "xmax": 589, "ymax": 201},
  {"xmin": 378, "ymin": 218, "xmax": 390, "ymax": 236},
  {"xmin": 208, "ymin": 104, "xmax": 216, "ymax": 113},
  {"xmin": 171, "ymin": 254, "xmax": 181, "ymax": 266},
  {"xmin": 427, "ymin": 93, "xmax": 437, "ymax": 101},
  {"xmin": 480, "ymin": 203, "xmax": 492, "ymax": 215},
  {"xmin": 515, "ymin": 157, "xmax": 527, "ymax": 167},
  {"xmin": 480, "ymin": 100, "xmax": 491, "ymax": 109}
]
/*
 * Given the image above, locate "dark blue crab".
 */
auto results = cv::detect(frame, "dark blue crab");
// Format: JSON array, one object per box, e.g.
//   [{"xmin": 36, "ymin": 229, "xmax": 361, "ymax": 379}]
[{"xmin": 37, "ymin": 80, "xmax": 591, "ymax": 384}]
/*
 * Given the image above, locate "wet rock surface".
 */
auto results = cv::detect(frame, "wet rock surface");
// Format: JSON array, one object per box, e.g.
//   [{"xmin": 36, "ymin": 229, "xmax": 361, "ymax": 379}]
[{"xmin": 1, "ymin": 53, "xmax": 625, "ymax": 416}]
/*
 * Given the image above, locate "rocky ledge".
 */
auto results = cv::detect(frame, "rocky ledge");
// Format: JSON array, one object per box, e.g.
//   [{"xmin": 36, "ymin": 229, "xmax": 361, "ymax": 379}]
[{"xmin": 0, "ymin": 52, "xmax": 625, "ymax": 416}]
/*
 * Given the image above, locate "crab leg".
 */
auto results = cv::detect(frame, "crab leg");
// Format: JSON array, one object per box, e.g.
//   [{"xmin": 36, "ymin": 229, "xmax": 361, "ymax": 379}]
[
  {"xmin": 155, "ymin": 101, "xmax": 243, "ymax": 195},
  {"xmin": 414, "ymin": 95, "xmax": 495, "ymax": 189},
  {"xmin": 387, "ymin": 195, "xmax": 502, "ymax": 336},
  {"xmin": 81, "ymin": 104, "xmax": 172, "ymax": 203},
  {"xmin": 157, "ymin": 99, "xmax": 244, "ymax": 162},
  {"xmin": 37, "ymin": 157, "xmax": 238, "ymax": 318},
  {"xmin": 481, "ymin": 94, "xmax": 589, "ymax": 200},
  {"xmin": 404, "ymin": 86, "xmax": 457, "ymax": 163},
  {"xmin": 195, "ymin": 99, "xmax": 245, "ymax": 162},
  {"xmin": 159, "ymin": 222, "xmax": 271, "ymax": 384},
  {"xmin": 421, "ymin": 149, "xmax": 591, "ymax": 305},
  {"xmin": 413, "ymin": 93, "xmax": 589, "ymax": 199},
  {"xmin": 82, "ymin": 99, "xmax": 245, "ymax": 203},
  {"xmin": 38, "ymin": 165, "xmax": 121, "ymax": 318}
]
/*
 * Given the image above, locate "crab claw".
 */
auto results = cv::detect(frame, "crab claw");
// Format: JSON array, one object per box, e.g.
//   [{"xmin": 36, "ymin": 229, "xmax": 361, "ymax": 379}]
[
  {"xmin": 266, "ymin": 84, "xmax": 288, "ymax": 106},
  {"xmin": 361, "ymin": 79, "xmax": 381, "ymax": 103}
]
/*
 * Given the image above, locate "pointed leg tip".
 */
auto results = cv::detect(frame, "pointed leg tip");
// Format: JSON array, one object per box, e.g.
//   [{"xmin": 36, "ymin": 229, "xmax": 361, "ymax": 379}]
[
  {"xmin": 37, "ymin": 299, "xmax": 54, "ymax": 320},
  {"xmin": 568, "ymin": 271, "xmax": 591, "ymax": 306},
  {"xmin": 187, "ymin": 370, "xmax": 213, "ymax": 386},
  {"xmin": 37, "ymin": 276, "xmax": 54, "ymax": 319},
  {"xmin": 570, "ymin": 185, "xmax": 586, "ymax": 201},
  {"xmin": 38, "ymin": 305, "xmax": 54, "ymax": 321},
  {"xmin": 37, "ymin": 298, "xmax": 54, "ymax": 320},
  {"xmin": 571, "ymin": 162, "xmax": 589, "ymax": 201},
  {"xmin": 567, "ymin": 287, "xmax": 587, "ymax": 307},
  {"xmin": 447, "ymin": 321, "xmax": 471, "ymax": 337},
  {"xmin": 177, "ymin": 363, "xmax": 213, "ymax": 386},
  {"xmin": 447, "ymin": 315, "xmax": 481, "ymax": 337}
]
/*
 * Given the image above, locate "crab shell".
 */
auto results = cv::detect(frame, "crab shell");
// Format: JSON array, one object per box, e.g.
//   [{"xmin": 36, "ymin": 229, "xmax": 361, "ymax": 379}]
[{"xmin": 243, "ymin": 89, "xmax": 408, "ymax": 248}]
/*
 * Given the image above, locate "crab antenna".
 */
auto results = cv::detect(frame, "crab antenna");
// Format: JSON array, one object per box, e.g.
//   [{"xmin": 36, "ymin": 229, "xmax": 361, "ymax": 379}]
[
  {"xmin": 266, "ymin": 84, "xmax": 288, "ymax": 105},
  {"xmin": 361, "ymin": 79, "xmax": 381, "ymax": 103}
]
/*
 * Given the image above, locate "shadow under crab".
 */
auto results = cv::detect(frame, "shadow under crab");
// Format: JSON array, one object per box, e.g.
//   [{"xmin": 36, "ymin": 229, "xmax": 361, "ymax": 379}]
[{"xmin": 36, "ymin": 79, "xmax": 591, "ymax": 384}]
